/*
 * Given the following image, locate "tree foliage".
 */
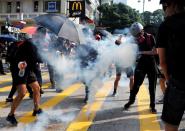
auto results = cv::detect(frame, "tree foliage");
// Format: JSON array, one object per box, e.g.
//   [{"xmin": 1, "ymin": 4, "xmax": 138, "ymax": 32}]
[
  {"xmin": 141, "ymin": 9, "xmax": 164, "ymax": 26},
  {"xmin": 98, "ymin": 3, "xmax": 142, "ymax": 31}
]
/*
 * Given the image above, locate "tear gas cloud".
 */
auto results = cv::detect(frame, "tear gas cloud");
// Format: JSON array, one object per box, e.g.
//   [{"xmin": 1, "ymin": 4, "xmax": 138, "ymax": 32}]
[
  {"xmin": 2, "ymin": 110, "xmax": 75, "ymax": 131},
  {"xmin": 33, "ymin": 26, "xmax": 138, "ymax": 97},
  {"xmin": 3, "ymin": 27, "xmax": 138, "ymax": 130}
]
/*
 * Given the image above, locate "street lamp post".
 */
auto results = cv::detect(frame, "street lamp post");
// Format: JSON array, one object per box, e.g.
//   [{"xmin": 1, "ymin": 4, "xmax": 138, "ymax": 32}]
[{"xmin": 138, "ymin": 0, "xmax": 151, "ymax": 13}]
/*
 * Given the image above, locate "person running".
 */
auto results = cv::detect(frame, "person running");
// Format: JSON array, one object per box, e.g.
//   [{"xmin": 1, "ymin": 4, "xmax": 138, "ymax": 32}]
[
  {"xmin": 6, "ymin": 27, "xmax": 46, "ymax": 126},
  {"xmin": 112, "ymin": 35, "xmax": 134, "ymax": 96},
  {"xmin": 157, "ymin": 0, "xmax": 185, "ymax": 130},
  {"xmin": 123, "ymin": 22, "xmax": 158, "ymax": 113},
  {"xmin": 5, "ymin": 40, "xmax": 33, "ymax": 102}
]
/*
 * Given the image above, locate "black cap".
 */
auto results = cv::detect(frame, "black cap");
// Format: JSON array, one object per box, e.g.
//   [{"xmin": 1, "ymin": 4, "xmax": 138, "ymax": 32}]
[
  {"xmin": 160, "ymin": 0, "xmax": 185, "ymax": 5},
  {"xmin": 160, "ymin": 0, "xmax": 171, "ymax": 4}
]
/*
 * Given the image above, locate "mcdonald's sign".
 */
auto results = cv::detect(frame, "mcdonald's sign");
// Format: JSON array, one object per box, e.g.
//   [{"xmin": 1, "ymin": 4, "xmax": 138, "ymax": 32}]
[{"xmin": 69, "ymin": 1, "xmax": 85, "ymax": 17}]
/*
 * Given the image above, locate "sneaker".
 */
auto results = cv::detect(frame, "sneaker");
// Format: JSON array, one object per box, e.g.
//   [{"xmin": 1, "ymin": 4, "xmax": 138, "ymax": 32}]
[
  {"xmin": 123, "ymin": 101, "xmax": 134, "ymax": 110},
  {"xmin": 6, "ymin": 114, "xmax": 18, "ymax": 126},
  {"xmin": 150, "ymin": 108, "xmax": 157, "ymax": 114},
  {"xmin": 6, "ymin": 98, "xmax": 13, "ymax": 102},
  {"xmin": 32, "ymin": 108, "xmax": 43, "ymax": 116},
  {"xmin": 112, "ymin": 92, "xmax": 117, "ymax": 97},
  {"xmin": 112, "ymin": 89, "xmax": 117, "ymax": 97},
  {"xmin": 56, "ymin": 89, "xmax": 63, "ymax": 93},
  {"xmin": 156, "ymin": 96, "xmax": 164, "ymax": 104}
]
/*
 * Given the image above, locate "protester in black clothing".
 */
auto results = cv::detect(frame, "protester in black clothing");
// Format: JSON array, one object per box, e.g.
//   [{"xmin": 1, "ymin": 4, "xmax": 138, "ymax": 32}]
[
  {"xmin": 0, "ymin": 42, "xmax": 6, "ymax": 75},
  {"xmin": 75, "ymin": 44, "xmax": 98, "ymax": 103},
  {"xmin": 157, "ymin": 0, "xmax": 185, "ymax": 130},
  {"xmin": 124, "ymin": 22, "xmax": 157, "ymax": 113},
  {"xmin": 5, "ymin": 37, "xmax": 44, "ymax": 102},
  {"xmin": 6, "ymin": 27, "xmax": 46, "ymax": 125},
  {"xmin": 46, "ymin": 36, "xmax": 63, "ymax": 92},
  {"xmin": 5, "ymin": 40, "xmax": 35, "ymax": 102},
  {"xmin": 0, "ymin": 59, "xmax": 5, "ymax": 75}
]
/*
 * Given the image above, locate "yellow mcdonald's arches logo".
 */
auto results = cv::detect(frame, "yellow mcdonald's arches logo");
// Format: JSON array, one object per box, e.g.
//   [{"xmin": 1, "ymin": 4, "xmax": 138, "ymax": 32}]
[{"xmin": 72, "ymin": 2, "xmax": 82, "ymax": 11}]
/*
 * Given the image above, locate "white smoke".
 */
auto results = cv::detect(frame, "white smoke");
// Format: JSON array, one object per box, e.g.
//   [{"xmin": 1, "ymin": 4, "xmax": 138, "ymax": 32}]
[
  {"xmin": 32, "ymin": 26, "xmax": 138, "ymax": 98},
  {"xmin": 2, "ymin": 27, "xmax": 138, "ymax": 130},
  {"xmin": 3, "ymin": 110, "xmax": 75, "ymax": 131},
  {"xmin": 5, "ymin": 27, "xmax": 137, "ymax": 129}
]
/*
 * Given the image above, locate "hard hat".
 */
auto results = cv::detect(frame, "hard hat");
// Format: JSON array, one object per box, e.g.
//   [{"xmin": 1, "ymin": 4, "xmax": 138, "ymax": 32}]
[{"xmin": 130, "ymin": 22, "xmax": 143, "ymax": 37}]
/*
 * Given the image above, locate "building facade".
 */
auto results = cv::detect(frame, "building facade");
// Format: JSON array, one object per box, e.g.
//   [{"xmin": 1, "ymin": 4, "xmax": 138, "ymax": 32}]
[{"xmin": 0, "ymin": 0, "xmax": 99, "ymax": 34}]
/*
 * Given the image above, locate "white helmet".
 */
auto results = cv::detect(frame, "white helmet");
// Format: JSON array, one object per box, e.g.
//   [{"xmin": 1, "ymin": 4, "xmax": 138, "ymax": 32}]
[{"xmin": 130, "ymin": 22, "xmax": 143, "ymax": 37}]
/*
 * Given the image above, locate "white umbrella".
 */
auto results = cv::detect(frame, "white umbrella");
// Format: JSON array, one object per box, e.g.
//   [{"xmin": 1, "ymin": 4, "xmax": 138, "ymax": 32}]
[{"xmin": 34, "ymin": 14, "xmax": 85, "ymax": 44}]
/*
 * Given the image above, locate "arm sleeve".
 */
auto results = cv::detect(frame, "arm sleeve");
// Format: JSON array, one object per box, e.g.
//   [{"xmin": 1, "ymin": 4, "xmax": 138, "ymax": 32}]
[
  {"xmin": 150, "ymin": 34, "xmax": 156, "ymax": 48},
  {"xmin": 156, "ymin": 22, "xmax": 168, "ymax": 48}
]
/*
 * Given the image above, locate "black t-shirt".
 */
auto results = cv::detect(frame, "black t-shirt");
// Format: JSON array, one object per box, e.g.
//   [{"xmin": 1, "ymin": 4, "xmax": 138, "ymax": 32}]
[
  {"xmin": 136, "ymin": 33, "xmax": 156, "ymax": 63},
  {"xmin": 15, "ymin": 39, "xmax": 40, "ymax": 69},
  {"xmin": 75, "ymin": 44, "xmax": 98, "ymax": 68},
  {"xmin": 138, "ymin": 33, "xmax": 156, "ymax": 52},
  {"xmin": 156, "ymin": 12, "xmax": 185, "ymax": 81}
]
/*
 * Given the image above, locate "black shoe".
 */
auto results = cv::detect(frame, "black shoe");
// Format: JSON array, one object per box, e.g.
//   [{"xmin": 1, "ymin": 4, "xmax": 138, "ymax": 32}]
[
  {"xmin": 32, "ymin": 108, "xmax": 43, "ymax": 116},
  {"xmin": 0, "ymin": 72, "xmax": 6, "ymax": 75},
  {"xmin": 84, "ymin": 96, "xmax": 88, "ymax": 103},
  {"xmin": 112, "ymin": 91, "xmax": 117, "ymax": 97},
  {"xmin": 6, "ymin": 114, "xmax": 18, "ymax": 126},
  {"xmin": 123, "ymin": 101, "xmax": 134, "ymax": 110},
  {"xmin": 6, "ymin": 98, "xmax": 13, "ymax": 102},
  {"xmin": 150, "ymin": 108, "xmax": 157, "ymax": 114},
  {"xmin": 156, "ymin": 96, "xmax": 164, "ymax": 104},
  {"xmin": 112, "ymin": 89, "xmax": 117, "ymax": 97},
  {"xmin": 56, "ymin": 89, "xmax": 63, "ymax": 93}
]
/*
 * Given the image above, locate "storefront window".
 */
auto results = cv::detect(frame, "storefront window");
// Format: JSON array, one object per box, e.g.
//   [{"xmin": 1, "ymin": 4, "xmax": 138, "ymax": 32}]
[
  {"xmin": 16, "ymin": 1, "xmax": 20, "ymax": 13},
  {"xmin": 34, "ymin": 1, "xmax": 39, "ymax": 12},
  {"xmin": 7, "ymin": 2, "xmax": 12, "ymax": 13}
]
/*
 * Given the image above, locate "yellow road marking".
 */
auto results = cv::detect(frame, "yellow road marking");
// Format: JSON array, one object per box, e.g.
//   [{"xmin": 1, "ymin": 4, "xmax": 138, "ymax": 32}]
[
  {"xmin": 66, "ymin": 81, "xmax": 113, "ymax": 131},
  {"xmin": 0, "ymin": 82, "xmax": 51, "ymax": 108},
  {"xmin": 18, "ymin": 83, "xmax": 82, "ymax": 123},
  {"xmin": 0, "ymin": 78, "xmax": 12, "ymax": 84},
  {"xmin": 0, "ymin": 85, "xmax": 11, "ymax": 92},
  {"xmin": 0, "ymin": 75, "xmax": 49, "ymax": 92},
  {"xmin": 0, "ymin": 72, "xmax": 48, "ymax": 84},
  {"xmin": 138, "ymin": 85, "xmax": 161, "ymax": 131}
]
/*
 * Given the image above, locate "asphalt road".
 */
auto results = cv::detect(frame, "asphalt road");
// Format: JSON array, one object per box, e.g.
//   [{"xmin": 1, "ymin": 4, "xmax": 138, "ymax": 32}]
[{"xmin": 0, "ymin": 72, "xmax": 185, "ymax": 131}]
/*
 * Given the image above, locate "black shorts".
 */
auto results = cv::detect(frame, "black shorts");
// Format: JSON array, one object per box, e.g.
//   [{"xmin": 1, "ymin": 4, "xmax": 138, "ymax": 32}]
[
  {"xmin": 116, "ymin": 66, "xmax": 134, "ymax": 77},
  {"xmin": 161, "ymin": 82, "xmax": 185, "ymax": 126},
  {"xmin": 11, "ymin": 66, "xmax": 37, "ymax": 86}
]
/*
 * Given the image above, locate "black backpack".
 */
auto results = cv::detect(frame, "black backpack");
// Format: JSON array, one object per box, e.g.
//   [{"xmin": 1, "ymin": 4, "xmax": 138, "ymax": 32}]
[{"xmin": 6, "ymin": 41, "xmax": 24, "ymax": 63}]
